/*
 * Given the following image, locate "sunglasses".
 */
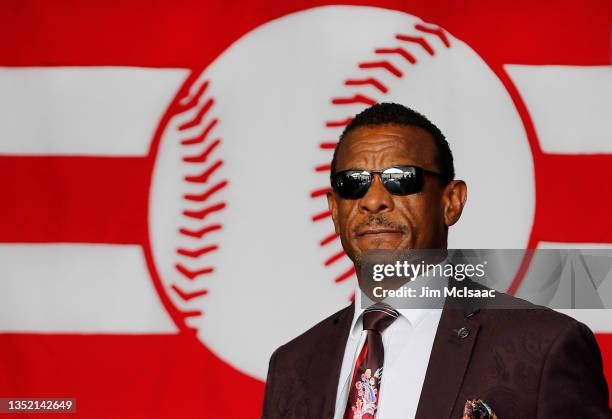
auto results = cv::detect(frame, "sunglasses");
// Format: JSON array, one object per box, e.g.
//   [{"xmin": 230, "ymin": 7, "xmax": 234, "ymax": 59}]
[{"xmin": 331, "ymin": 165, "xmax": 442, "ymax": 199}]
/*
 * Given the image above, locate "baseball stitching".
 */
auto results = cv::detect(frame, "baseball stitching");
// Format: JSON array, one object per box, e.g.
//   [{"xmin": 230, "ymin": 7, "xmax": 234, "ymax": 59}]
[
  {"xmin": 168, "ymin": 78, "xmax": 227, "ymax": 328},
  {"xmin": 310, "ymin": 21, "xmax": 451, "ymax": 292}
]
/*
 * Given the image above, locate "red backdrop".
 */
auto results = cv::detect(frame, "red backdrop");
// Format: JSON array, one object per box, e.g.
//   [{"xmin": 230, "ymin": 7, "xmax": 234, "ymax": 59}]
[{"xmin": 0, "ymin": 1, "xmax": 610, "ymax": 417}]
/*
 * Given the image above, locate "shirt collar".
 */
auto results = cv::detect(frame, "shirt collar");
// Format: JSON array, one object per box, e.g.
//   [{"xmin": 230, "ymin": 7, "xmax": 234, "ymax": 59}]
[
  {"xmin": 350, "ymin": 287, "xmax": 433, "ymax": 338},
  {"xmin": 349, "ymin": 255, "xmax": 449, "ymax": 338}
]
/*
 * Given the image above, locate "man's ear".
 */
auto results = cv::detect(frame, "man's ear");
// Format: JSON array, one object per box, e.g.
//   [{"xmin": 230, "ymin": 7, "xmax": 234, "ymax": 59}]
[
  {"xmin": 442, "ymin": 180, "xmax": 467, "ymax": 227},
  {"xmin": 327, "ymin": 190, "xmax": 340, "ymax": 235}
]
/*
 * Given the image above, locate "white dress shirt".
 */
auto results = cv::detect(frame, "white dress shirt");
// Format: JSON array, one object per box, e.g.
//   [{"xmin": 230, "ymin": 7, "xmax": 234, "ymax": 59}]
[{"xmin": 334, "ymin": 286, "xmax": 443, "ymax": 418}]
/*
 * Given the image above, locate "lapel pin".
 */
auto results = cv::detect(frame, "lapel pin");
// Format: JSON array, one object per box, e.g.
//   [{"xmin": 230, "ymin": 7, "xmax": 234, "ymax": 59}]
[{"xmin": 455, "ymin": 327, "xmax": 470, "ymax": 339}]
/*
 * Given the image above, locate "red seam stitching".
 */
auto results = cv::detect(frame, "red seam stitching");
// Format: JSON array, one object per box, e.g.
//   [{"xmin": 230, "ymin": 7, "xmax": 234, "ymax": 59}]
[
  {"xmin": 178, "ymin": 80, "xmax": 209, "ymax": 111},
  {"xmin": 331, "ymin": 93, "xmax": 377, "ymax": 106},
  {"xmin": 335, "ymin": 266, "xmax": 356, "ymax": 283},
  {"xmin": 183, "ymin": 138, "xmax": 221, "ymax": 163},
  {"xmin": 179, "ymin": 309, "xmax": 202, "ymax": 320},
  {"xmin": 320, "ymin": 142, "xmax": 337, "ymax": 150},
  {"xmin": 414, "ymin": 23, "xmax": 450, "ymax": 48},
  {"xmin": 184, "ymin": 160, "xmax": 223, "ymax": 183},
  {"xmin": 183, "ymin": 180, "xmax": 228, "ymax": 202},
  {"xmin": 325, "ymin": 117, "xmax": 353, "ymax": 128},
  {"xmin": 395, "ymin": 34, "xmax": 435, "ymax": 55},
  {"xmin": 172, "ymin": 284, "xmax": 209, "ymax": 301},
  {"xmin": 175, "ymin": 263, "xmax": 214, "ymax": 280},
  {"xmin": 311, "ymin": 21, "xmax": 448, "ymax": 289},
  {"xmin": 179, "ymin": 224, "xmax": 223, "ymax": 239},
  {"xmin": 325, "ymin": 250, "xmax": 346, "ymax": 266},
  {"xmin": 320, "ymin": 233, "xmax": 339, "ymax": 246},
  {"xmin": 178, "ymin": 98, "xmax": 215, "ymax": 131},
  {"xmin": 183, "ymin": 202, "xmax": 226, "ymax": 220},
  {"xmin": 375, "ymin": 47, "xmax": 417, "ymax": 64},
  {"xmin": 358, "ymin": 60, "xmax": 403, "ymax": 78},
  {"xmin": 310, "ymin": 187, "xmax": 332, "ymax": 198},
  {"xmin": 167, "ymin": 79, "xmax": 230, "ymax": 329},
  {"xmin": 181, "ymin": 118, "xmax": 219, "ymax": 146},
  {"xmin": 344, "ymin": 78, "xmax": 388, "ymax": 94},
  {"xmin": 177, "ymin": 244, "xmax": 219, "ymax": 258},
  {"xmin": 312, "ymin": 210, "xmax": 332, "ymax": 222}
]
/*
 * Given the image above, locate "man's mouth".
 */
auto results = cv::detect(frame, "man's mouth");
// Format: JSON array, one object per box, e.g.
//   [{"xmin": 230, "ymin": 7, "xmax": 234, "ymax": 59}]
[{"xmin": 357, "ymin": 229, "xmax": 403, "ymax": 236}]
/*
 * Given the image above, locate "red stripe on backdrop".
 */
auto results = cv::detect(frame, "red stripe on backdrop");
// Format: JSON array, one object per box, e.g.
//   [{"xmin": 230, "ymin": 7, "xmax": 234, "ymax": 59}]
[
  {"xmin": 534, "ymin": 154, "xmax": 612, "ymax": 244},
  {"xmin": 0, "ymin": 156, "xmax": 149, "ymax": 244},
  {"xmin": 0, "ymin": 332, "xmax": 609, "ymax": 417},
  {"xmin": 0, "ymin": 333, "xmax": 264, "ymax": 419},
  {"xmin": 0, "ymin": 0, "xmax": 609, "ymax": 68},
  {"xmin": 0, "ymin": 0, "xmax": 610, "ymax": 415},
  {"xmin": 4, "ymin": 153, "xmax": 612, "ymax": 245}
]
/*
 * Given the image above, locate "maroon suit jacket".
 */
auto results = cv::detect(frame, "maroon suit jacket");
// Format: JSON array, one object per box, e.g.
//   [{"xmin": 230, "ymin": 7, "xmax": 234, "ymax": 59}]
[{"xmin": 262, "ymin": 284, "xmax": 611, "ymax": 418}]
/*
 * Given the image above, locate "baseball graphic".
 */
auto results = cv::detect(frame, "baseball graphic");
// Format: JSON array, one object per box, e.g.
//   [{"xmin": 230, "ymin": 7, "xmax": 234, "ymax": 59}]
[{"xmin": 148, "ymin": 6, "xmax": 535, "ymax": 380}]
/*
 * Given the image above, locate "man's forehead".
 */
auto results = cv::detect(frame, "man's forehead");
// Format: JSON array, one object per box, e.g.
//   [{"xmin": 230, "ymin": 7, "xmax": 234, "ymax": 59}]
[{"xmin": 336, "ymin": 124, "xmax": 437, "ymax": 168}]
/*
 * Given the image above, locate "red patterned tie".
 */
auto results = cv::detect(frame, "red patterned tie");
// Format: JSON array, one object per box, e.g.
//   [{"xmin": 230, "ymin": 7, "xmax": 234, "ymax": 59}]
[{"xmin": 343, "ymin": 303, "xmax": 399, "ymax": 419}]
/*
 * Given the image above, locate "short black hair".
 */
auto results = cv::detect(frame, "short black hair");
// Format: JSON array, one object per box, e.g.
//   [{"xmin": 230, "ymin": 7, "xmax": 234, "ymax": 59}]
[{"xmin": 330, "ymin": 102, "xmax": 455, "ymax": 185}]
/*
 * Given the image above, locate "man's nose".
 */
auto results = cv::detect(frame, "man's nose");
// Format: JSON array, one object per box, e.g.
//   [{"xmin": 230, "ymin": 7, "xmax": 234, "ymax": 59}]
[{"xmin": 360, "ymin": 175, "xmax": 394, "ymax": 213}]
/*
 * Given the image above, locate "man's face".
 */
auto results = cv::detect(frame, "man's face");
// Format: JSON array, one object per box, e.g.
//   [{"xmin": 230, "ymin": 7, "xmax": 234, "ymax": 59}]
[{"xmin": 327, "ymin": 124, "xmax": 466, "ymax": 264}]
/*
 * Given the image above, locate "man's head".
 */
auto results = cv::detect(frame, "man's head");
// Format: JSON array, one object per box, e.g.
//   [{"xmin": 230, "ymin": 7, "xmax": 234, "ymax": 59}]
[{"xmin": 327, "ymin": 103, "xmax": 467, "ymax": 264}]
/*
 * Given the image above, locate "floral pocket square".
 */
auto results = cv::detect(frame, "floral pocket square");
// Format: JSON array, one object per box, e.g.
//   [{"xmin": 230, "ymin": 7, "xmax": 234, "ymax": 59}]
[{"xmin": 462, "ymin": 399, "xmax": 498, "ymax": 419}]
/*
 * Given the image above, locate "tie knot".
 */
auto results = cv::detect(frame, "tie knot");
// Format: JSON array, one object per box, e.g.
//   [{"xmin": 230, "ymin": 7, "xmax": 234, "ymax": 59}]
[{"xmin": 362, "ymin": 303, "xmax": 399, "ymax": 333}]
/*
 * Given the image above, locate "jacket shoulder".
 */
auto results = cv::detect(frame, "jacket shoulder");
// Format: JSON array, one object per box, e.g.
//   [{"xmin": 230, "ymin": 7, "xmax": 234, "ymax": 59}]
[
  {"xmin": 480, "ymin": 290, "xmax": 581, "ymax": 333},
  {"xmin": 466, "ymin": 279, "xmax": 582, "ymax": 335},
  {"xmin": 273, "ymin": 303, "xmax": 353, "ymax": 360}
]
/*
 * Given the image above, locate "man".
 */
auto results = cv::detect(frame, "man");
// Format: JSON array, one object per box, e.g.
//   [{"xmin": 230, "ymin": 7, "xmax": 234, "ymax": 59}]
[{"xmin": 262, "ymin": 103, "xmax": 610, "ymax": 418}]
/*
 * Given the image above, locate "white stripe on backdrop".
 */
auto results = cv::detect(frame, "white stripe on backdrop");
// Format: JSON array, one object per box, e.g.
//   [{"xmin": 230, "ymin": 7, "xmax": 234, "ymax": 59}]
[
  {"xmin": 0, "ymin": 244, "xmax": 176, "ymax": 333},
  {"xmin": 0, "ymin": 67, "xmax": 187, "ymax": 155},
  {"xmin": 506, "ymin": 65, "xmax": 612, "ymax": 153}
]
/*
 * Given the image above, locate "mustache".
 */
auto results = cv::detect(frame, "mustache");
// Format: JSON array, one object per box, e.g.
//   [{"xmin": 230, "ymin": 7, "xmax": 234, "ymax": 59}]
[{"xmin": 352, "ymin": 215, "xmax": 409, "ymax": 235}]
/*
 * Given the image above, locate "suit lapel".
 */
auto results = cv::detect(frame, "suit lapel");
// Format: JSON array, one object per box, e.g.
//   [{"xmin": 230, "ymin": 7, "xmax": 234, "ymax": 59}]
[
  {"xmin": 305, "ymin": 303, "xmax": 354, "ymax": 418},
  {"xmin": 415, "ymin": 289, "xmax": 482, "ymax": 419}
]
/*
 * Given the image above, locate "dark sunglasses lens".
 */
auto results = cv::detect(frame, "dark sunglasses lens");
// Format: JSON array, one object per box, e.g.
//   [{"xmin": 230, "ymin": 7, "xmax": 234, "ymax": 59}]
[
  {"xmin": 382, "ymin": 166, "xmax": 423, "ymax": 195},
  {"xmin": 334, "ymin": 171, "xmax": 372, "ymax": 199}
]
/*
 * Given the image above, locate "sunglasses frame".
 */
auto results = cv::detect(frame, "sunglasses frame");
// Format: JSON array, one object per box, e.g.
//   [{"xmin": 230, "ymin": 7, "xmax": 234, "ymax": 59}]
[{"xmin": 331, "ymin": 165, "xmax": 443, "ymax": 199}]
